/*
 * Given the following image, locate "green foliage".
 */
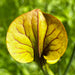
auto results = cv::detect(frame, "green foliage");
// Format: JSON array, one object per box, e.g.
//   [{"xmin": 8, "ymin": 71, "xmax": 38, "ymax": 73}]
[{"xmin": 0, "ymin": 0, "xmax": 75, "ymax": 75}]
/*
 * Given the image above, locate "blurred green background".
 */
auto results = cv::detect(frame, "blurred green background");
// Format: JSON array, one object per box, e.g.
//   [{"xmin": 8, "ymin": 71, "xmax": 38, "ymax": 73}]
[{"xmin": 0, "ymin": 0, "xmax": 75, "ymax": 75}]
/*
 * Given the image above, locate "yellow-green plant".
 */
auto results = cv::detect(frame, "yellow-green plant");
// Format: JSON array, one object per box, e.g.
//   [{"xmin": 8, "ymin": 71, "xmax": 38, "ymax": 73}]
[{"xmin": 6, "ymin": 9, "xmax": 68, "ymax": 71}]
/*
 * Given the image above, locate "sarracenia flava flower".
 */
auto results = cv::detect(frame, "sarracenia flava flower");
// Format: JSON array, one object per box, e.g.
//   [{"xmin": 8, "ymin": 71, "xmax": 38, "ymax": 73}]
[{"xmin": 6, "ymin": 9, "xmax": 68, "ymax": 64}]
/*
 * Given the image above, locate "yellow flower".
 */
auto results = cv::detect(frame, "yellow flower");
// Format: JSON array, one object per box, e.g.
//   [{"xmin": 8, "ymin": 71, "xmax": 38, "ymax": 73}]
[{"xmin": 6, "ymin": 9, "xmax": 68, "ymax": 64}]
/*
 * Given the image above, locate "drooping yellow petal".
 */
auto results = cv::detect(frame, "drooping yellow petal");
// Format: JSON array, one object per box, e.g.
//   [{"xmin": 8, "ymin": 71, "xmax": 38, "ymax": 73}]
[
  {"xmin": 6, "ymin": 9, "xmax": 38, "ymax": 63},
  {"xmin": 43, "ymin": 13, "xmax": 68, "ymax": 64}
]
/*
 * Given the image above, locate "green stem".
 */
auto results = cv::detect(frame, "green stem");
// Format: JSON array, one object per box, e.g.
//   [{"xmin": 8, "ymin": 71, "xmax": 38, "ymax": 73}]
[
  {"xmin": 64, "ymin": 44, "xmax": 75, "ymax": 75},
  {"xmin": 43, "ymin": 64, "xmax": 49, "ymax": 75},
  {"xmin": 43, "ymin": 63, "xmax": 54, "ymax": 75}
]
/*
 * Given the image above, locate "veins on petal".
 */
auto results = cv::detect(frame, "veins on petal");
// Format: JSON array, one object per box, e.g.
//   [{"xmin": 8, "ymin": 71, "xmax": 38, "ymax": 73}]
[{"xmin": 44, "ymin": 31, "xmax": 62, "ymax": 51}]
